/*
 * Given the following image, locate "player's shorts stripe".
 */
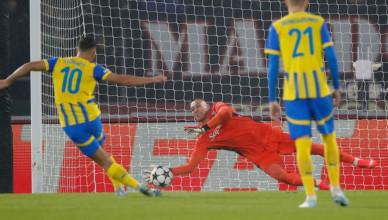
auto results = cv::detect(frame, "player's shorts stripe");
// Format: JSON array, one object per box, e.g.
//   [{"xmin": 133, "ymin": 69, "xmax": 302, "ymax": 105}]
[
  {"xmin": 322, "ymin": 42, "xmax": 333, "ymax": 49},
  {"xmin": 78, "ymin": 102, "xmax": 89, "ymax": 122},
  {"xmin": 294, "ymin": 73, "xmax": 299, "ymax": 99},
  {"xmin": 286, "ymin": 116, "xmax": 311, "ymax": 125},
  {"xmin": 264, "ymin": 49, "xmax": 281, "ymax": 55},
  {"xmin": 60, "ymin": 103, "xmax": 69, "ymax": 127},
  {"xmin": 97, "ymin": 132, "xmax": 104, "ymax": 141},
  {"xmin": 77, "ymin": 136, "xmax": 94, "ymax": 147},
  {"xmin": 69, "ymin": 103, "xmax": 79, "ymax": 125},
  {"xmin": 313, "ymin": 70, "xmax": 320, "ymax": 97},
  {"xmin": 303, "ymin": 72, "xmax": 309, "ymax": 98},
  {"xmin": 87, "ymin": 98, "xmax": 95, "ymax": 104},
  {"xmin": 316, "ymin": 112, "xmax": 333, "ymax": 125}
]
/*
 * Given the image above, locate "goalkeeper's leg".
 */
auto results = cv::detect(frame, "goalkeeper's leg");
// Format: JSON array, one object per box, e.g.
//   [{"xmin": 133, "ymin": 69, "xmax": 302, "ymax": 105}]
[
  {"xmin": 267, "ymin": 163, "xmax": 329, "ymax": 190},
  {"xmin": 310, "ymin": 143, "xmax": 376, "ymax": 169}
]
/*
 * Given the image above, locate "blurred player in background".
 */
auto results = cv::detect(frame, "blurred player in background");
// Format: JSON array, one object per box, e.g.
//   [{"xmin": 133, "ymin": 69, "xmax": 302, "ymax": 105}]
[
  {"xmin": 265, "ymin": 0, "xmax": 348, "ymax": 207},
  {"xmin": 0, "ymin": 37, "xmax": 166, "ymax": 197},
  {"xmin": 144, "ymin": 99, "xmax": 375, "ymax": 190}
]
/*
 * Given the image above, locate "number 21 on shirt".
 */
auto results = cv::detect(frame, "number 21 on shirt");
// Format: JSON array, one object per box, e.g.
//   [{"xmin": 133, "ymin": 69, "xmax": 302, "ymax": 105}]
[
  {"xmin": 61, "ymin": 67, "xmax": 82, "ymax": 94},
  {"xmin": 289, "ymin": 26, "xmax": 314, "ymax": 58}
]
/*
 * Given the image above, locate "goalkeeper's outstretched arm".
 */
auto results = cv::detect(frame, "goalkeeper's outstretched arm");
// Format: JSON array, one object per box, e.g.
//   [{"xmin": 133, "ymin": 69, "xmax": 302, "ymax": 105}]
[{"xmin": 170, "ymin": 155, "xmax": 205, "ymax": 175}]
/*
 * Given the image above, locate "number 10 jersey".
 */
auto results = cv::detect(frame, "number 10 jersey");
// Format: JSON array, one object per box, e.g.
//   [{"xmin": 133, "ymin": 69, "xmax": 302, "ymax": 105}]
[{"xmin": 43, "ymin": 57, "xmax": 111, "ymax": 127}]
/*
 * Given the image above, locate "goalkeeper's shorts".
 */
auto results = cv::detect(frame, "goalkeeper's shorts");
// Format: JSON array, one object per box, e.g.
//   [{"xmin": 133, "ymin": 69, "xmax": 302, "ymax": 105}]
[
  {"xmin": 62, "ymin": 116, "xmax": 106, "ymax": 157},
  {"xmin": 284, "ymin": 95, "xmax": 334, "ymax": 139}
]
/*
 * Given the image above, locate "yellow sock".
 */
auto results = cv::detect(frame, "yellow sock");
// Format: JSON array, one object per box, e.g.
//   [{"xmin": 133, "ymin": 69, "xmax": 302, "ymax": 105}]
[
  {"xmin": 322, "ymin": 132, "xmax": 340, "ymax": 187},
  {"xmin": 108, "ymin": 156, "xmax": 123, "ymax": 188},
  {"xmin": 295, "ymin": 137, "xmax": 315, "ymax": 196},
  {"xmin": 106, "ymin": 163, "xmax": 139, "ymax": 189}
]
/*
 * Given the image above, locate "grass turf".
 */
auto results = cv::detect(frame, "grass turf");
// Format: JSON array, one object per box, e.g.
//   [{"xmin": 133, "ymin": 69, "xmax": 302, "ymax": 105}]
[{"xmin": 0, "ymin": 191, "xmax": 387, "ymax": 220}]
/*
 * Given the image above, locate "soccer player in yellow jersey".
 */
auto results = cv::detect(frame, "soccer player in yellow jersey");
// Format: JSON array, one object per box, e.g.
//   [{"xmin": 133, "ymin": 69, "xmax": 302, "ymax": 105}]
[
  {"xmin": 265, "ymin": 0, "xmax": 349, "ymax": 208},
  {"xmin": 0, "ymin": 37, "xmax": 167, "ymax": 197}
]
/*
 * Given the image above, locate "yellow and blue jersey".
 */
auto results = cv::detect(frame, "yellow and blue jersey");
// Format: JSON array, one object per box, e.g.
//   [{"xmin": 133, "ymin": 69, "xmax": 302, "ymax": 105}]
[
  {"xmin": 43, "ymin": 57, "xmax": 111, "ymax": 127},
  {"xmin": 265, "ymin": 12, "xmax": 333, "ymax": 101}
]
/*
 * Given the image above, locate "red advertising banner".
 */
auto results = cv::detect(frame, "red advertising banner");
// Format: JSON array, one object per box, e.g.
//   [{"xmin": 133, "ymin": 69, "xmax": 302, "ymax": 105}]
[{"xmin": 12, "ymin": 120, "xmax": 388, "ymax": 193}]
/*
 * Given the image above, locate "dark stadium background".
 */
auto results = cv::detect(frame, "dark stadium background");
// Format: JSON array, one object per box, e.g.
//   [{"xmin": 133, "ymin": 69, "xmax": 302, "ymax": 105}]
[{"xmin": 9, "ymin": 0, "xmax": 388, "ymax": 118}]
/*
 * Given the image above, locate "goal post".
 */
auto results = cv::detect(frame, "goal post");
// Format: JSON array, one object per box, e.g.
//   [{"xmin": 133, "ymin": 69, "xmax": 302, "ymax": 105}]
[
  {"xmin": 31, "ymin": 0, "xmax": 388, "ymax": 193},
  {"xmin": 30, "ymin": 0, "xmax": 43, "ymax": 193}
]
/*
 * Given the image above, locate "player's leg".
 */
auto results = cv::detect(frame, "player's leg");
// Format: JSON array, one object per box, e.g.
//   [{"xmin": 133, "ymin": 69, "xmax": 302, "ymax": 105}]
[
  {"xmin": 88, "ymin": 118, "xmax": 126, "ymax": 195},
  {"xmin": 90, "ymin": 146, "xmax": 138, "ymax": 189},
  {"xmin": 90, "ymin": 121, "xmax": 126, "ymax": 195},
  {"xmin": 88, "ymin": 144, "xmax": 159, "ymax": 196},
  {"xmin": 107, "ymin": 156, "xmax": 126, "ymax": 196},
  {"xmin": 312, "ymin": 96, "xmax": 348, "ymax": 206},
  {"xmin": 63, "ymin": 120, "xmax": 161, "ymax": 197},
  {"xmin": 284, "ymin": 99, "xmax": 316, "ymax": 208},
  {"xmin": 88, "ymin": 117, "xmax": 161, "ymax": 197},
  {"xmin": 81, "ymin": 139, "xmax": 162, "ymax": 197}
]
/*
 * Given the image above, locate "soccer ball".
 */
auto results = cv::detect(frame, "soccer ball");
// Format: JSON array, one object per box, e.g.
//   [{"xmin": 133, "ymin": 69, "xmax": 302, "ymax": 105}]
[{"xmin": 150, "ymin": 166, "xmax": 173, "ymax": 188}]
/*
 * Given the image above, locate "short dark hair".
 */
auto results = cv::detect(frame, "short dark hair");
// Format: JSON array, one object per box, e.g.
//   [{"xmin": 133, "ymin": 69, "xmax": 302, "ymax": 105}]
[
  {"xmin": 289, "ymin": 0, "xmax": 307, "ymax": 7},
  {"xmin": 78, "ymin": 37, "xmax": 96, "ymax": 51}
]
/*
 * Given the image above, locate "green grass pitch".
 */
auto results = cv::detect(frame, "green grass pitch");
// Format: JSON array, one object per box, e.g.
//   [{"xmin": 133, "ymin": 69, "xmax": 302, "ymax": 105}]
[{"xmin": 1, "ymin": 191, "xmax": 387, "ymax": 220}]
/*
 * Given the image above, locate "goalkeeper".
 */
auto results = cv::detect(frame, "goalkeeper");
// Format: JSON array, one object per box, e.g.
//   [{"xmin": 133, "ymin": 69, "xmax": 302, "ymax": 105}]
[
  {"xmin": 0, "ymin": 37, "xmax": 165, "ymax": 197},
  {"xmin": 145, "ymin": 98, "xmax": 375, "ymax": 190}
]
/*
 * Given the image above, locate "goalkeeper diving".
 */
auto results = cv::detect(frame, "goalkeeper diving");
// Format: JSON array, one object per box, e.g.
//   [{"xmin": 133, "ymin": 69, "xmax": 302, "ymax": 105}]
[{"xmin": 143, "ymin": 98, "xmax": 376, "ymax": 190}]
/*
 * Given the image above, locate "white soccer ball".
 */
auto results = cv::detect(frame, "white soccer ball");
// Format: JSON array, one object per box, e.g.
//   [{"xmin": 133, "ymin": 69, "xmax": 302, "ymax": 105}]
[{"xmin": 150, "ymin": 166, "xmax": 173, "ymax": 188}]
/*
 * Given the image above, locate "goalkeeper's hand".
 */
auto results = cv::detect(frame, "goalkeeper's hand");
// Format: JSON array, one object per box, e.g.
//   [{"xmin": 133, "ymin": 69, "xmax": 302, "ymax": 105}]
[
  {"xmin": 184, "ymin": 124, "xmax": 210, "ymax": 135},
  {"xmin": 142, "ymin": 164, "xmax": 158, "ymax": 183}
]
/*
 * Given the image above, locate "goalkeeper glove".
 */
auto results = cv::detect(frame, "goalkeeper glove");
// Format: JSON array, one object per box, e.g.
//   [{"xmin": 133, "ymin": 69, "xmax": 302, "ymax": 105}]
[
  {"xmin": 142, "ymin": 164, "xmax": 158, "ymax": 183},
  {"xmin": 184, "ymin": 124, "xmax": 210, "ymax": 135}
]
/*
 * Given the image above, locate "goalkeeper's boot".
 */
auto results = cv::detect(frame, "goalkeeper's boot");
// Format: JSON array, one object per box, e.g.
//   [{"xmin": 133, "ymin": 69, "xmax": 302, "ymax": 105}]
[
  {"xmin": 331, "ymin": 187, "xmax": 349, "ymax": 207},
  {"xmin": 115, "ymin": 185, "xmax": 128, "ymax": 197},
  {"xmin": 317, "ymin": 180, "xmax": 330, "ymax": 190},
  {"xmin": 139, "ymin": 184, "xmax": 162, "ymax": 197},
  {"xmin": 298, "ymin": 195, "xmax": 317, "ymax": 208},
  {"xmin": 356, "ymin": 159, "xmax": 376, "ymax": 169}
]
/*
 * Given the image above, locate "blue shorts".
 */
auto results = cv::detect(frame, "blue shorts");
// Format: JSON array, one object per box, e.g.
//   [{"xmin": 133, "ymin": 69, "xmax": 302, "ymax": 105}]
[
  {"xmin": 62, "ymin": 116, "xmax": 106, "ymax": 157},
  {"xmin": 284, "ymin": 95, "xmax": 334, "ymax": 139}
]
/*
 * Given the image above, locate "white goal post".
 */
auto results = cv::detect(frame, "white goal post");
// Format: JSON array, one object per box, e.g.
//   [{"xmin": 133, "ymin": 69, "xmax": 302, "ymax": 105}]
[
  {"xmin": 30, "ymin": 0, "xmax": 43, "ymax": 193},
  {"xmin": 30, "ymin": 0, "xmax": 387, "ymax": 193}
]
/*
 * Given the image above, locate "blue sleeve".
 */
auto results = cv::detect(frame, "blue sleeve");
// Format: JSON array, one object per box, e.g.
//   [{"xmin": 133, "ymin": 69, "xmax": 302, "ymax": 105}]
[
  {"xmin": 93, "ymin": 65, "xmax": 111, "ymax": 81},
  {"xmin": 268, "ymin": 54, "xmax": 280, "ymax": 102},
  {"xmin": 324, "ymin": 46, "xmax": 339, "ymax": 90},
  {"xmin": 265, "ymin": 25, "xmax": 280, "ymax": 54},
  {"xmin": 46, "ymin": 57, "xmax": 59, "ymax": 72},
  {"xmin": 321, "ymin": 22, "xmax": 333, "ymax": 47}
]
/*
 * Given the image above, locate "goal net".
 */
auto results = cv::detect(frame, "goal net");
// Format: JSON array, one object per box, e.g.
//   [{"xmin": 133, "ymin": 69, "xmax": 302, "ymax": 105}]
[{"xmin": 37, "ymin": 0, "xmax": 388, "ymax": 193}]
